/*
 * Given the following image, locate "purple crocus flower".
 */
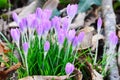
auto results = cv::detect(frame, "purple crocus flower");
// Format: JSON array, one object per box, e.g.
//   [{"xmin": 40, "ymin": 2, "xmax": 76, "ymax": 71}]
[
  {"xmin": 67, "ymin": 29, "xmax": 76, "ymax": 43},
  {"xmin": 97, "ymin": 17, "xmax": 102, "ymax": 33},
  {"xmin": 26, "ymin": 14, "xmax": 36, "ymax": 27},
  {"xmin": 10, "ymin": 28, "xmax": 20, "ymax": 42},
  {"xmin": 36, "ymin": 23, "xmax": 43, "ymax": 37},
  {"xmin": 31, "ymin": 18, "xmax": 39, "ymax": 29},
  {"xmin": 42, "ymin": 9, "xmax": 52, "ymax": 19},
  {"xmin": 19, "ymin": 18, "xmax": 28, "ymax": 32},
  {"xmin": 22, "ymin": 42, "xmax": 29, "ymax": 54},
  {"xmin": 12, "ymin": 12, "xmax": 19, "ymax": 24},
  {"xmin": 57, "ymin": 29, "xmax": 66, "ymax": 45},
  {"xmin": 42, "ymin": 20, "xmax": 51, "ymax": 32},
  {"xmin": 66, "ymin": 4, "xmax": 78, "ymax": 18},
  {"xmin": 51, "ymin": 16, "xmax": 61, "ymax": 32},
  {"xmin": 78, "ymin": 32, "xmax": 85, "ymax": 43},
  {"xmin": 62, "ymin": 17, "xmax": 69, "ymax": 31},
  {"xmin": 65, "ymin": 62, "xmax": 74, "ymax": 75},
  {"xmin": 72, "ymin": 36, "xmax": 78, "ymax": 47},
  {"xmin": 36, "ymin": 8, "xmax": 43, "ymax": 19},
  {"xmin": 44, "ymin": 41, "xmax": 50, "ymax": 52},
  {"xmin": 109, "ymin": 32, "xmax": 118, "ymax": 45}
]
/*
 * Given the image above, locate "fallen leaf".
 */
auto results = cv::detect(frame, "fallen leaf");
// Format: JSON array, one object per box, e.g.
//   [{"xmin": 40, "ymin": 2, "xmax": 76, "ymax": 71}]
[
  {"xmin": 92, "ymin": 34, "xmax": 105, "ymax": 50},
  {"xmin": 42, "ymin": 0, "xmax": 59, "ymax": 10}
]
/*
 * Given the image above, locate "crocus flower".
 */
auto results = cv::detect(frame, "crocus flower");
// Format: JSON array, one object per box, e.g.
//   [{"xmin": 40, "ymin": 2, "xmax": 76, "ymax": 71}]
[
  {"xmin": 42, "ymin": 9, "xmax": 52, "ymax": 20},
  {"xmin": 26, "ymin": 14, "xmax": 36, "ymax": 27},
  {"xmin": 36, "ymin": 8, "xmax": 43, "ymax": 19},
  {"xmin": 36, "ymin": 23, "xmax": 43, "ymax": 37},
  {"xmin": 12, "ymin": 12, "xmax": 19, "ymax": 24},
  {"xmin": 62, "ymin": 17, "xmax": 69, "ymax": 31},
  {"xmin": 10, "ymin": 28, "xmax": 20, "ymax": 43},
  {"xmin": 19, "ymin": 18, "xmax": 28, "ymax": 32},
  {"xmin": 65, "ymin": 62, "xmax": 74, "ymax": 75},
  {"xmin": 51, "ymin": 16, "xmax": 61, "ymax": 32},
  {"xmin": 22, "ymin": 42, "xmax": 29, "ymax": 55},
  {"xmin": 97, "ymin": 17, "xmax": 102, "ymax": 33},
  {"xmin": 42, "ymin": 20, "xmax": 51, "ymax": 32},
  {"xmin": 78, "ymin": 31, "xmax": 85, "ymax": 43},
  {"xmin": 66, "ymin": 4, "xmax": 78, "ymax": 18},
  {"xmin": 72, "ymin": 36, "xmax": 78, "ymax": 47},
  {"xmin": 57, "ymin": 29, "xmax": 66, "ymax": 45},
  {"xmin": 109, "ymin": 32, "xmax": 118, "ymax": 45},
  {"xmin": 67, "ymin": 29, "xmax": 76, "ymax": 43},
  {"xmin": 44, "ymin": 41, "xmax": 50, "ymax": 52}
]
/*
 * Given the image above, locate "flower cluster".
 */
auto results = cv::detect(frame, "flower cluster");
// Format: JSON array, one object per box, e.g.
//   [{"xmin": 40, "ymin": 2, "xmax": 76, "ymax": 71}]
[{"xmin": 10, "ymin": 4, "xmax": 84, "ymax": 77}]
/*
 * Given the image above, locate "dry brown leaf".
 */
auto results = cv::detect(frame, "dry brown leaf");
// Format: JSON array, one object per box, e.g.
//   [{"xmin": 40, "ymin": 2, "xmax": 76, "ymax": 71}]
[
  {"xmin": 79, "ymin": 26, "xmax": 94, "ymax": 49},
  {"xmin": 19, "ymin": 76, "xmax": 34, "ymax": 80},
  {"xmin": 0, "ymin": 62, "xmax": 21, "ymax": 80},
  {"xmin": 86, "ymin": 62, "xmax": 103, "ymax": 80},
  {"xmin": 42, "ymin": 0, "xmax": 59, "ymax": 10},
  {"xmin": 20, "ymin": 75, "xmax": 69, "ymax": 80},
  {"xmin": 74, "ymin": 68, "xmax": 83, "ymax": 80},
  {"xmin": 92, "ymin": 34, "xmax": 105, "ymax": 50}
]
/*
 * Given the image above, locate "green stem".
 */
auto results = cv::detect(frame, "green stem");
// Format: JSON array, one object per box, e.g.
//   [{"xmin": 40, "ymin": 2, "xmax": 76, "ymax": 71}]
[
  {"xmin": 25, "ymin": 55, "xmax": 29, "ymax": 76},
  {"xmin": 94, "ymin": 39, "xmax": 99, "ymax": 65}
]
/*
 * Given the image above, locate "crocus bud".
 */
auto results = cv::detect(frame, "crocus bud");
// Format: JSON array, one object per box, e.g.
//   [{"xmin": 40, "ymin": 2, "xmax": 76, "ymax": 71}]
[
  {"xmin": 72, "ymin": 36, "xmax": 78, "ymax": 47},
  {"xmin": 67, "ymin": 29, "xmax": 76, "ymax": 43},
  {"xmin": 42, "ymin": 20, "xmax": 51, "ymax": 32},
  {"xmin": 78, "ymin": 32, "xmax": 85, "ymax": 43},
  {"xmin": 97, "ymin": 17, "xmax": 102, "ymax": 33},
  {"xmin": 57, "ymin": 29, "xmax": 66, "ymax": 45},
  {"xmin": 19, "ymin": 18, "xmax": 28, "ymax": 32},
  {"xmin": 67, "ymin": 4, "xmax": 78, "ymax": 18},
  {"xmin": 65, "ymin": 62, "xmax": 74, "ymax": 75},
  {"xmin": 44, "ymin": 41, "xmax": 50, "ymax": 52},
  {"xmin": 36, "ymin": 8, "xmax": 43, "ymax": 19},
  {"xmin": 51, "ymin": 16, "xmax": 61, "ymax": 32},
  {"xmin": 62, "ymin": 17, "xmax": 69, "ymax": 31},
  {"xmin": 36, "ymin": 23, "xmax": 43, "ymax": 37},
  {"xmin": 10, "ymin": 28, "xmax": 20, "ymax": 43},
  {"xmin": 42, "ymin": 9, "xmax": 52, "ymax": 20},
  {"xmin": 12, "ymin": 12, "xmax": 19, "ymax": 24},
  {"xmin": 22, "ymin": 42, "xmax": 29, "ymax": 55},
  {"xmin": 109, "ymin": 32, "xmax": 118, "ymax": 45}
]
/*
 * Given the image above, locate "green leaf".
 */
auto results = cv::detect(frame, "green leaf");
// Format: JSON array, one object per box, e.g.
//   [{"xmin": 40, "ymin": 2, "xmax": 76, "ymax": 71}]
[
  {"xmin": 0, "ymin": 0, "xmax": 11, "ymax": 9},
  {"xmin": 78, "ymin": 0, "xmax": 101, "ymax": 12}
]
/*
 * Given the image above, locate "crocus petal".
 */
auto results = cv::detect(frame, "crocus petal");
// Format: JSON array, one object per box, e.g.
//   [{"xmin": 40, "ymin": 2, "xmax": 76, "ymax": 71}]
[
  {"xmin": 51, "ymin": 16, "xmax": 61, "ymax": 32},
  {"xmin": 19, "ymin": 18, "xmax": 28, "ymax": 32},
  {"xmin": 57, "ymin": 29, "xmax": 66, "ymax": 45},
  {"xmin": 44, "ymin": 41, "xmax": 50, "ymax": 52},
  {"xmin": 72, "ymin": 36, "xmax": 78, "ymax": 47},
  {"xmin": 62, "ymin": 17, "xmax": 69, "ymax": 31},
  {"xmin": 109, "ymin": 32, "xmax": 118, "ymax": 45},
  {"xmin": 12, "ymin": 12, "xmax": 19, "ymax": 24},
  {"xmin": 67, "ymin": 29, "xmax": 76, "ymax": 43},
  {"xmin": 78, "ymin": 31, "xmax": 85, "ymax": 43},
  {"xmin": 36, "ymin": 8, "xmax": 43, "ymax": 19},
  {"xmin": 42, "ymin": 9, "xmax": 52, "ymax": 19},
  {"xmin": 67, "ymin": 4, "xmax": 78, "ymax": 18},
  {"xmin": 36, "ymin": 23, "xmax": 43, "ymax": 37},
  {"xmin": 22, "ymin": 42, "xmax": 29, "ymax": 55},
  {"xmin": 65, "ymin": 62, "xmax": 74, "ymax": 74},
  {"xmin": 10, "ymin": 28, "xmax": 20, "ymax": 42},
  {"xmin": 97, "ymin": 17, "xmax": 102, "ymax": 33}
]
